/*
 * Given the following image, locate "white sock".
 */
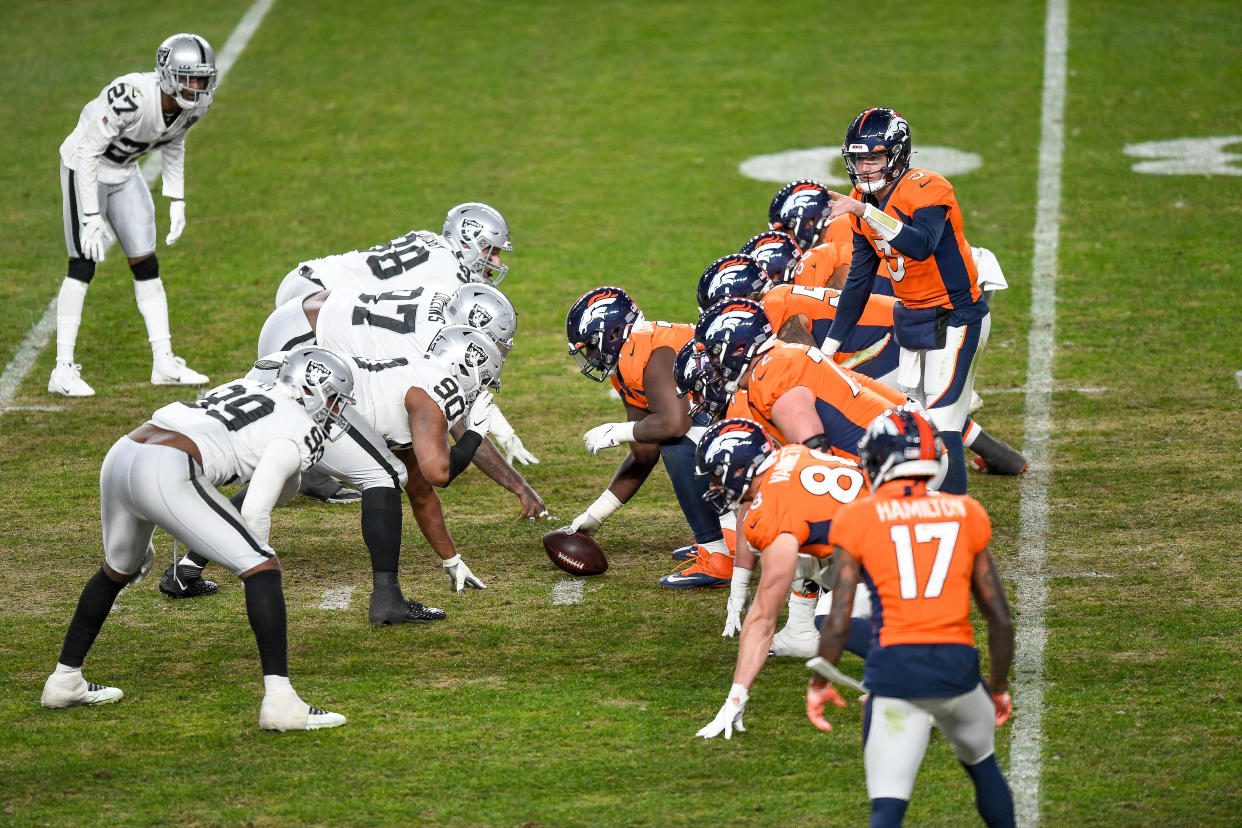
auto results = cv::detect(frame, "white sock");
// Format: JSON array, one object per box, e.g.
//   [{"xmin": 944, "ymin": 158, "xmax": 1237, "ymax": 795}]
[
  {"xmin": 54, "ymin": 662, "xmax": 82, "ymax": 678},
  {"xmin": 263, "ymin": 674, "xmax": 293, "ymax": 696},
  {"xmin": 702, "ymin": 538, "xmax": 730, "ymax": 557},
  {"xmin": 176, "ymin": 556, "xmax": 203, "ymax": 571},
  {"xmin": 133, "ymin": 278, "xmax": 173, "ymax": 360},
  {"xmin": 55, "ymin": 279, "xmax": 89, "ymax": 365},
  {"xmin": 963, "ymin": 419, "xmax": 983, "ymax": 448}
]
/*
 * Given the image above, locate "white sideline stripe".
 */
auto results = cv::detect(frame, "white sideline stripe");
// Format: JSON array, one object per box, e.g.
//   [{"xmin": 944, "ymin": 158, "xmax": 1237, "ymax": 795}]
[
  {"xmin": 0, "ymin": 0, "xmax": 276, "ymax": 413},
  {"xmin": 318, "ymin": 586, "xmax": 354, "ymax": 610},
  {"xmin": 1235, "ymin": 370, "xmax": 1242, "ymax": 390},
  {"xmin": 551, "ymin": 579, "xmax": 584, "ymax": 605},
  {"xmin": 1011, "ymin": 1, "xmax": 1067, "ymax": 825},
  {"xmin": 977, "ymin": 386, "xmax": 1107, "ymax": 395}
]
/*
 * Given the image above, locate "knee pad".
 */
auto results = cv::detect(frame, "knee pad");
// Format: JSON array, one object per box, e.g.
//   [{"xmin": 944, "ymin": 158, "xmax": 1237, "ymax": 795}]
[
  {"xmin": 129, "ymin": 254, "xmax": 160, "ymax": 281},
  {"xmin": 67, "ymin": 257, "xmax": 96, "ymax": 284}
]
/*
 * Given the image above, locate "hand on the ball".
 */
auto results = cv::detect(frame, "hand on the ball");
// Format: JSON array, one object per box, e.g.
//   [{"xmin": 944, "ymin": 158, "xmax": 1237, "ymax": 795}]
[{"xmin": 567, "ymin": 510, "xmax": 602, "ymax": 536}]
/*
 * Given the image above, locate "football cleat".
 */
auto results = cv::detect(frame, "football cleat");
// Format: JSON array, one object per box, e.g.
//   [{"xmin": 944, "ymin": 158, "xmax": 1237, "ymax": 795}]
[
  {"xmin": 658, "ymin": 549, "xmax": 732, "ymax": 590},
  {"xmin": 158, "ymin": 562, "xmax": 220, "ymax": 598},
  {"xmin": 670, "ymin": 543, "xmax": 699, "ymax": 562},
  {"xmin": 971, "ymin": 454, "xmax": 1029, "ymax": 476},
  {"xmin": 369, "ymin": 593, "xmax": 447, "ymax": 625},
  {"xmin": 48, "ymin": 362, "xmax": 95, "ymax": 397},
  {"xmin": 259, "ymin": 691, "xmax": 346, "ymax": 732},
  {"xmin": 41, "ymin": 670, "xmax": 123, "ymax": 708},
  {"xmin": 151, "ymin": 355, "xmax": 209, "ymax": 386},
  {"xmin": 768, "ymin": 626, "xmax": 820, "ymax": 658},
  {"xmin": 968, "ymin": 429, "xmax": 1029, "ymax": 476},
  {"xmin": 299, "ymin": 469, "xmax": 362, "ymax": 504}
]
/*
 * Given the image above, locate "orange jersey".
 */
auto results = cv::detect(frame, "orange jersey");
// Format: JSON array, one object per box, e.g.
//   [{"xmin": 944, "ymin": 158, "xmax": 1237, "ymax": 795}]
[
  {"xmin": 611, "ymin": 320, "xmax": 694, "ymax": 410},
  {"xmin": 848, "ymin": 169, "xmax": 981, "ymax": 310},
  {"xmin": 723, "ymin": 387, "xmax": 750, "ymax": 421},
  {"xmin": 745, "ymin": 341, "xmax": 895, "ymax": 457},
  {"xmin": 761, "ymin": 284, "xmax": 897, "ymax": 359},
  {"xmin": 829, "ymin": 479, "xmax": 992, "ymax": 647},
  {"xmin": 743, "ymin": 444, "xmax": 866, "ymax": 558}
]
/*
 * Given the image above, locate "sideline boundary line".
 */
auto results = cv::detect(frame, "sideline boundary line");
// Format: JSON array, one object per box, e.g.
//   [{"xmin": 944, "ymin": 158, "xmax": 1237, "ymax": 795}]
[
  {"xmin": 0, "ymin": 0, "xmax": 277, "ymax": 412},
  {"xmin": 1010, "ymin": 0, "xmax": 1068, "ymax": 824}
]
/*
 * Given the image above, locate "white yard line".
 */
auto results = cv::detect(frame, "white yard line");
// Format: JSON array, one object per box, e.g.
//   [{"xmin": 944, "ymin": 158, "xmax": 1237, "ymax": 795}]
[
  {"xmin": 1235, "ymin": 370, "xmax": 1242, "ymax": 390},
  {"xmin": 318, "ymin": 586, "xmax": 355, "ymax": 611},
  {"xmin": 0, "ymin": 0, "xmax": 277, "ymax": 413},
  {"xmin": 1010, "ymin": 1, "xmax": 1068, "ymax": 825},
  {"xmin": 551, "ymin": 579, "xmax": 584, "ymax": 605}
]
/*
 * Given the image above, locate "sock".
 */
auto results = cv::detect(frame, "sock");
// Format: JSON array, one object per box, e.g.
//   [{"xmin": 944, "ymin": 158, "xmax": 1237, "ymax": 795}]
[
  {"xmin": 55, "ymin": 278, "xmax": 89, "ymax": 365},
  {"xmin": 963, "ymin": 417, "xmax": 983, "ymax": 447},
  {"xmin": 58, "ymin": 566, "xmax": 127, "ymax": 668},
  {"xmin": 183, "ymin": 550, "xmax": 210, "ymax": 569},
  {"xmin": 361, "ymin": 487, "xmax": 403, "ymax": 573},
  {"xmin": 939, "ymin": 430, "xmax": 967, "ymax": 494},
  {"xmin": 963, "ymin": 755, "xmax": 1016, "ymax": 828},
  {"xmin": 54, "ymin": 662, "xmax": 82, "ymax": 676},
  {"xmin": 870, "ymin": 797, "xmax": 909, "ymax": 828},
  {"xmin": 133, "ymin": 278, "xmax": 173, "ymax": 360},
  {"xmin": 701, "ymin": 538, "xmax": 730, "ymax": 557},
  {"xmin": 243, "ymin": 569, "xmax": 288, "ymax": 677}
]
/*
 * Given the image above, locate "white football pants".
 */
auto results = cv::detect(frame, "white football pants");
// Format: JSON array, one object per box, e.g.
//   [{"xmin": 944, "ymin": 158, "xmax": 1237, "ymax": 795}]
[{"xmin": 61, "ymin": 164, "xmax": 156, "ymax": 259}]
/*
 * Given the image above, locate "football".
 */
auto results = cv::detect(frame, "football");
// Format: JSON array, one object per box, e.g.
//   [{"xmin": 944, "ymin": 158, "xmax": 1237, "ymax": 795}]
[{"xmin": 542, "ymin": 530, "xmax": 608, "ymax": 576}]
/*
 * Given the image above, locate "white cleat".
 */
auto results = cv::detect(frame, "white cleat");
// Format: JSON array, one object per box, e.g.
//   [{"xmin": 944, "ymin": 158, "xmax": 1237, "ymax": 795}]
[
  {"xmin": 769, "ymin": 626, "xmax": 820, "ymax": 658},
  {"xmin": 48, "ymin": 362, "xmax": 96, "ymax": 397},
  {"xmin": 151, "ymin": 355, "xmax": 209, "ymax": 386},
  {"xmin": 259, "ymin": 690, "xmax": 346, "ymax": 732},
  {"xmin": 41, "ymin": 670, "xmax": 123, "ymax": 708}
]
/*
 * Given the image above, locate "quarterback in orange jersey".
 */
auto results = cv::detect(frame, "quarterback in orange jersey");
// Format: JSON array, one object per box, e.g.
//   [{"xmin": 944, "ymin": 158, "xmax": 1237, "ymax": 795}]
[
  {"xmin": 806, "ymin": 407, "xmax": 1015, "ymax": 828},
  {"xmin": 563, "ymin": 287, "xmax": 734, "ymax": 588},
  {"xmin": 693, "ymin": 419, "xmax": 873, "ymax": 739},
  {"xmin": 823, "ymin": 107, "xmax": 992, "ymax": 494}
]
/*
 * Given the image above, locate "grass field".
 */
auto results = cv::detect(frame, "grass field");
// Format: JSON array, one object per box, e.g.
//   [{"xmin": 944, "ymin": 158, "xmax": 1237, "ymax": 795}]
[{"xmin": 2, "ymin": 1, "xmax": 1240, "ymax": 826}]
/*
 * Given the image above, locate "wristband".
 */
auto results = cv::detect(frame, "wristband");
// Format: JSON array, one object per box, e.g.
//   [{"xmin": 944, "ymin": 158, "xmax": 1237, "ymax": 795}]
[
  {"xmin": 862, "ymin": 204, "xmax": 903, "ymax": 241},
  {"xmin": 727, "ymin": 682, "xmax": 749, "ymax": 705},
  {"xmin": 820, "ymin": 337, "xmax": 843, "ymax": 357},
  {"xmin": 730, "ymin": 566, "xmax": 753, "ymax": 593},
  {"xmin": 586, "ymin": 489, "xmax": 623, "ymax": 523}
]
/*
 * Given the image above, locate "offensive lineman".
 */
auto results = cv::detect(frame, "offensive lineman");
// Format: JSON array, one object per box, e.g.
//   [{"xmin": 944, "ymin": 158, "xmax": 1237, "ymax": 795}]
[
  {"xmin": 50, "ymin": 33, "xmax": 215, "ymax": 397},
  {"xmin": 42, "ymin": 347, "xmax": 355, "ymax": 730}
]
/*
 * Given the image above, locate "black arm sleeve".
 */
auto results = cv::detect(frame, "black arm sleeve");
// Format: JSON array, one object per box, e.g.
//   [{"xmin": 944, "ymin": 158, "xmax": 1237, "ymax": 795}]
[{"xmin": 446, "ymin": 431, "xmax": 483, "ymax": 483}]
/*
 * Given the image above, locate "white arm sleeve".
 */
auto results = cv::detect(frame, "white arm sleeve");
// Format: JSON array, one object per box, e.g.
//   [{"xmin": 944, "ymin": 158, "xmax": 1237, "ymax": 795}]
[
  {"xmin": 160, "ymin": 134, "xmax": 187, "ymax": 200},
  {"xmin": 240, "ymin": 439, "xmax": 302, "ymax": 546},
  {"xmin": 488, "ymin": 404, "xmax": 516, "ymax": 440}
]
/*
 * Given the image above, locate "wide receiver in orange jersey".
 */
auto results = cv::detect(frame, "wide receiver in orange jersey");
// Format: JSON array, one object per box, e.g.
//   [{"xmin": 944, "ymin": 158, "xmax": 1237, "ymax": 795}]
[
  {"xmin": 692, "ymin": 418, "xmax": 873, "ymax": 739},
  {"xmin": 807, "ymin": 406, "xmax": 1015, "ymax": 828},
  {"xmin": 562, "ymin": 287, "xmax": 735, "ymax": 589},
  {"xmin": 823, "ymin": 107, "xmax": 992, "ymax": 495}
]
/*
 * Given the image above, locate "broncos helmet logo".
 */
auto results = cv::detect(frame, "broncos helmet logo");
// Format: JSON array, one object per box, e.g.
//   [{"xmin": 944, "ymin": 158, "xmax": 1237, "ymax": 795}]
[
  {"xmin": 780, "ymin": 184, "xmax": 825, "ymax": 215},
  {"xmin": 703, "ymin": 307, "xmax": 759, "ymax": 341}
]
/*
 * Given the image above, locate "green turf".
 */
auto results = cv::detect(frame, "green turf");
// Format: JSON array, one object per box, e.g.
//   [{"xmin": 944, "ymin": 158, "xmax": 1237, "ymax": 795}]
[{"xmin": 1, "ymin": 1, "xmax": 1240, "ymax": 825}]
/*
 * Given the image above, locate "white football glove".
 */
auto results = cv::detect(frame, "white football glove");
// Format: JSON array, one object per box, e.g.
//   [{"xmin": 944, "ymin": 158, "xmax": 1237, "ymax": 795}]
[
  {"xmin": 567, "ymin": 491, "xmax": 622, "ymax": 536},
  {"xmin": 567, "ymin": 510, "xmax": 602, "ymax": 536},
  {"xmin": 495, "ymin": 431, "xmax": 539, "ymax": 465},
  {"xmin": 80, "ymin": 213, "xmax": 114, "ymax": 262},
  {"xmin": 466, "ymin": 390, "xmax": 494, "ymax": 435},
  {"xmin": 165, "ymin": 200, "xmax": 186, "ymax": 246},
  {"xmin": 442, "ymin": 554, "xmax": 487, "ymax": 593},
  {"xmin": 696, "ymin": 684, "xmax": 748, "ymax": 740},
  {"xmin": 583, "ymin": 421, "xmax": 637, "ymax": 455}
]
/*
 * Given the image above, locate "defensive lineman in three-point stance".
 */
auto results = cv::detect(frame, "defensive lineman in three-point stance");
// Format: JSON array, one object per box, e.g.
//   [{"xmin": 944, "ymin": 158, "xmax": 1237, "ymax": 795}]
[{"xmin": 51, "ymin": 33, "xmax": 216, "ymax": 397}]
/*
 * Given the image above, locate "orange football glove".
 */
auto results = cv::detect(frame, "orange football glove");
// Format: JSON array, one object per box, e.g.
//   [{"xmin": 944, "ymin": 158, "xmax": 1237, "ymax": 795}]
[{"xmin": 806, "ymin": 682, "xmax": 847, "ymax": 733}]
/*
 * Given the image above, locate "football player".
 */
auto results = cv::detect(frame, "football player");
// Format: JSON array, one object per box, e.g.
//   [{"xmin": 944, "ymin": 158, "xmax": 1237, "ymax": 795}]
[
  {"xmin": 822, "ymin": 107, "xmax": 991, "ymax": 494},
  {"xmin": 273, "ymin": 202, "xmax": 513, "ymax": 306},
  {"xmin": 562, "ymin": 287, "xmax": 734, "ymax": 588},
  {"xmin": 163, "ymin": 327, "xmax": 504, "ymax": 615},
  {"xmin": 50, "ymin": 34, "xmax": 216, "ymax": 397},
  {"xmin": 767, "ymin": 179, "xmax": 854, "ymax": 288},
  {"xmin": 42, "ymin": 347, "xmax": 355, "ymax": 730},
  {"xmin": 694, "ymin": 419, "xmax": 871, "ymax": 739},
  {"xmin": 806, "ymin": 406, "xmax": 1015, "ymax": 827}
]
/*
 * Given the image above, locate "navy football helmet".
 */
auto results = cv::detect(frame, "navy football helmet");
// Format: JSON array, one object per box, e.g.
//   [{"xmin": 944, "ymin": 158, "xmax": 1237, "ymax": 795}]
[
  {"xmin": 673, "ymin": 340, "xmax": 728, "ymax": 421},
  {"xmin": 739, "ymin": 230, "xmax": 802, "ymax": 285},
  {"xmin": 771, "ymin": 180, "xmax": 833, "ymax": 250},
  {"xmin": 565, "ymin": 286, "xmax": 641, "ymax": 382},
  {"xmin": 695, "ymin": 418, "xmax": 778, "ymax": 512},
  {"xmin": 696, "ymin": 254, "xmax": 769, "ymax": 313},
  {"xmin": 842, "ymin": 107, "xmax": 912, "ymax": 195},
  {"xmin": 857, "ymin": 405, "xmax": 948, "ymax": 491},
  {"xmin": 694, "ymin": 298, "xmax": 773, "ymax": 392}
]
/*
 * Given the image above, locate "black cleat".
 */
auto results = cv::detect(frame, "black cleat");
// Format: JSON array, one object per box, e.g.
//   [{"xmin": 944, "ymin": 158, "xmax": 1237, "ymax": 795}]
[
  {"xmin": 299, "ymin": 469, "xmax": 361, "ymax": 504},
  {"xmin": 158, "ymin": 563, "xmax": 220, "ymax": 599},
  {"xmin": 969, "ymin": 430, "xmax": 1029, "ymax": 476},
  {"xmin": 369, "ymin": 594, "xmax": 447, "ymax": 625}
]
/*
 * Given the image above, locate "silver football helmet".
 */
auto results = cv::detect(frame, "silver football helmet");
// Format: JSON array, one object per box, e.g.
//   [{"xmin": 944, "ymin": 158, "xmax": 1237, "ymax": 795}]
[
  {"xmin": 276, "ymin": 346, "xmax": 356, "ymax": 440},
  {"xmin": 427, "ymin": 324, "xmax": 505, "ymax": 404},
  {"xmin": 156, "ymin": 33, "xmax": 218, "ymax": 111},
  {"xmin": 443, "ymin": 203, "xmax": 512, "ymax": 285},
  {"xmin": 446, "ymin": 284, "xmax": 517, "ymax": 352}
]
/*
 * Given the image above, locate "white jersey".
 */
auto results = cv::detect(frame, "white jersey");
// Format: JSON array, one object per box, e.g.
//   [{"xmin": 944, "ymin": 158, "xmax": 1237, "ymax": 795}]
[
  {"xmin": 59, "ymin": 71, "xmax": 205, "ymax": 214},
  {"xmin": 316, "ymin": 286, "xmax": 455, "ymax": 359},
  {"xmin": 346, "ymin": 354, "xmax": 468, "ymax": 450},
  {"xmin": 149, "ymin": 379, "xmax": 327, "ymax": 486},
  {"xmin": 293, "ymin": 231, "xmax": 469, "ymax": 296}
]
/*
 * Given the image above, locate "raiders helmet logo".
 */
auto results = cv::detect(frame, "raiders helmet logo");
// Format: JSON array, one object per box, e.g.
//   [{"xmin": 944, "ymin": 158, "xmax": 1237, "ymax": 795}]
[
  {"xmin": 459, "ymin": 217, "xmax": 485, "ymax": 241},
  {"xmin": 463, "ymin": 342, "xmax": 488, "ymax": 368},
  {"xmin": 157, "ymin": 46, "xmax": 171, "ymax": 67},
  {"xmin": 304, "ymin": 359, "xmax": 332, "ymax": 387},
  {"xmin": 467, "ymin": 306, "xmax": 494, "ymax": 328}
]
